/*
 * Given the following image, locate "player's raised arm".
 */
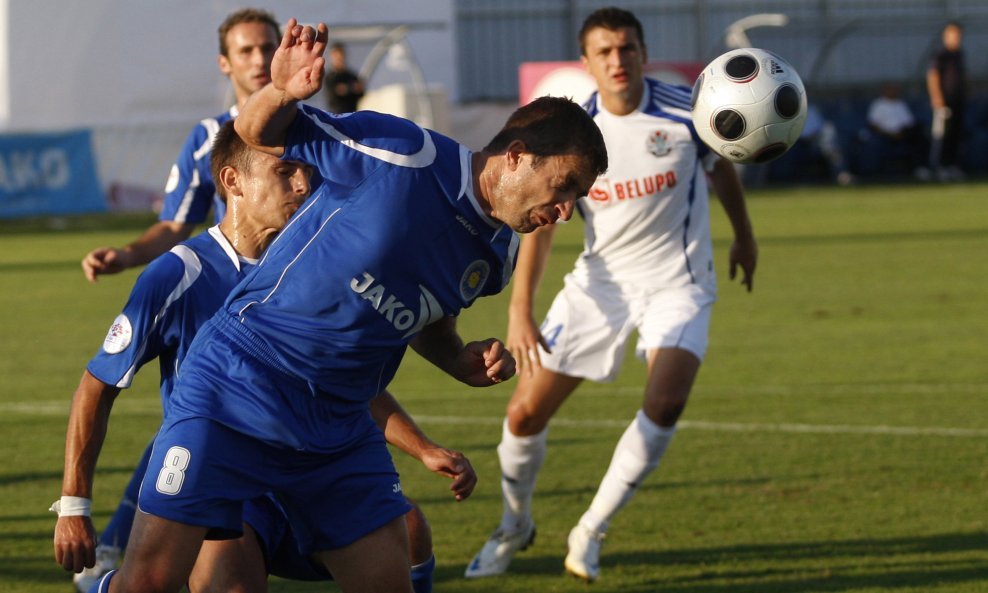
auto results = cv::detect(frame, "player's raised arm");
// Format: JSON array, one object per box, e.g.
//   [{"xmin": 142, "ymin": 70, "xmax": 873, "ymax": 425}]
[{"xmin": 235, "ymin": 18, "xmax": 328, "ymax": 155}]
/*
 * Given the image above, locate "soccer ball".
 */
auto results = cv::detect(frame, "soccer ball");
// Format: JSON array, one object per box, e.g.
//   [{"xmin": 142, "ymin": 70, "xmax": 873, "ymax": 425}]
[{"xmin": 691, "ymin": 48, "xmax": 807, "ymax": 164}]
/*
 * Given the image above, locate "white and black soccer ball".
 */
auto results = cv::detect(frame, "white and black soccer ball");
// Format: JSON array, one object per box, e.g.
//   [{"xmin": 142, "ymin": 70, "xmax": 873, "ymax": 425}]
[{"xmin": 691, "ymin": 48, "xmax": 807, "ymax": 164}]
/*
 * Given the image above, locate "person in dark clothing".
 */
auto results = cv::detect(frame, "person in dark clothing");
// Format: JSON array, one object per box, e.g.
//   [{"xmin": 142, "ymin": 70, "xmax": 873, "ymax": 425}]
[
  {"xmin": 325, "ymin": 41, "xmax": 365, "ymax": 114},
  {"xmin": 925, "ymin": 21, "xmax": 966, "ymax": 181}
]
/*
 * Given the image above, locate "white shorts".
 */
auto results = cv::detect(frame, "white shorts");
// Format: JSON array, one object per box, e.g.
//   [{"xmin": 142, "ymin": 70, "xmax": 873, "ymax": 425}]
[{"xmin": 537, "ymin": 274, "xmax": 716, "ymax": 382}]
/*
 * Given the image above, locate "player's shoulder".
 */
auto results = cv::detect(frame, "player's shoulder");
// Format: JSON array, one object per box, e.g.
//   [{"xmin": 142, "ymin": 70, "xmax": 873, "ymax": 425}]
[
  {"xmin": 145, "ymin": 236, "xmax": 207, "ymax": 281},
  {"xmin": 180, "ymin": 107, "xmax": 235, "ymax": 158},
  {"xmin": 644, "ymin": 78, "xmax": 693, "ymax": 115},
  {"xmin": 298, "ymin": 104, "xmax": 425, "ymax": 143},
  {"xmin": 297, "ymin": 104, "xmax": 447, "ymax": 166},
  {"xmin": 582, "ymin": 92, "xmax": 601, "ymax": 117},
  {"xmin": 200, "ymin": 106, "xmax": 236, "ymax": 131},
  {"xmin": 178, "ymin": 228, "xmax": 243, "ymax": 274},
  {"xmin": 148, "ymin": 229, "xmax": 232, "ymax": 281}
]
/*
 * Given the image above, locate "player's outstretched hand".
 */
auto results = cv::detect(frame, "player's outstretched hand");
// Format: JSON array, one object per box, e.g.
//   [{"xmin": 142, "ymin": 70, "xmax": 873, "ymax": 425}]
[
  {"xmin": 419, "ymin": 446, "xmax": 477, "ymax": 501},
  {"xmin": 728, "ymin": 236, "xmax": 758, "ymax": 292},
  {"xmin": 271, "ymin": 18, "xmax": 328, "ymax": 101},
  {"xmin": 506, "ymin": 311, "xmax": 551, "ymax": 377},
  {"xmin": 53, "ymin": 515, "xmax": 96, "ymax": 573},
  {"xmin": 453, "ymin": 338, "xmax": 516, "ymax": 386},
  {"xmin": 81, "ymin": 247, "xmax": 127, "ymax": 283}
]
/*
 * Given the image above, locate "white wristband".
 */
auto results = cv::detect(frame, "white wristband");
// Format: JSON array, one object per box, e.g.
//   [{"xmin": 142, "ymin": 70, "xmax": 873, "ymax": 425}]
[{"xmin": 49, "ymin": 496, "xmax": 92, "ymax": 517}]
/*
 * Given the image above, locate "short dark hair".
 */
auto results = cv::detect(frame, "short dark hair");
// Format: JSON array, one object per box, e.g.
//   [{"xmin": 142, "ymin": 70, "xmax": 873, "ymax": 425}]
[
  {"xmin": 484, "ymin": 96, "xmax": 607, "ymax": 178},
  {"xmin": 210, "ymin": 121, "xmax": 254, "ymax": 203},
  {"xmin": 578, "ymin": 7, "xmax": 645, "ymax": 56},
  {"xmin": 330, "ymin": 41, "xmax": 347, "ymax": 53},
  {"xmin": 218, "ymin": 8, "xmax": 280, "ymax": 57}
]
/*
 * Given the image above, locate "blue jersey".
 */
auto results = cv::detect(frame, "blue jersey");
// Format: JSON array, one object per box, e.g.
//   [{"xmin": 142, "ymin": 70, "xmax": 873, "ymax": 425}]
[
  {"xmin": 87, "ymin": 227, "xmax": 254, "ymax": 406},
  {"xmin": 169, "ymin": 106, "xmax": 518, "ymax": 451},
  {"xmin": 158, "ymin": 108, "xmax": 236, "ymax": 226}
]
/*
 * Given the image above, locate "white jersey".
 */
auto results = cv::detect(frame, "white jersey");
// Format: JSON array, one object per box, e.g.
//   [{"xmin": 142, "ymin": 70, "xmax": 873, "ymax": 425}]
[{"xmin": 573, "ymin": 78, "xmax": 720, "ymax": 290}]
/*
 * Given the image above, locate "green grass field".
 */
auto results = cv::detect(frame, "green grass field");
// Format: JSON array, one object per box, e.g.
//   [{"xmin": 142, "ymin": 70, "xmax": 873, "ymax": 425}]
[{"xmin": 1, "ymin": 183, "xmax": 986, "ymax": 592}]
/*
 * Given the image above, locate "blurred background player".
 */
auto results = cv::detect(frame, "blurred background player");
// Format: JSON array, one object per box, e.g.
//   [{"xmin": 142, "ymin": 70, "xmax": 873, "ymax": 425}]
[
  {"xmin": 324, "ymin": 41, "xmax": 365, "ymax": 114},
  {"xmin": 465, "ymin": 7, "xmax": 756, "ymax": 582},
  {"xmin": 80, "ymin": 8, "xmax": 280, "ymax": 282},
  {"xmin": 925, "ymin": 21, "xmax": 967, "ymax": 182},
  {"xmin": 56, "ymin": 122, "xmax": 459, "ymax": 593}
]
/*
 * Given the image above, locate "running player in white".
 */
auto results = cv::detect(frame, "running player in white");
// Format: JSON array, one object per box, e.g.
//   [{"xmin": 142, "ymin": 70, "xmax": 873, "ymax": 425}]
[
  {"xmin": 81, "ymin": 8, "xmax": 280, "ymax": 282},
  {"xmin": 465, "ymin": 7, "xmax": 757, "ymax": 582}
]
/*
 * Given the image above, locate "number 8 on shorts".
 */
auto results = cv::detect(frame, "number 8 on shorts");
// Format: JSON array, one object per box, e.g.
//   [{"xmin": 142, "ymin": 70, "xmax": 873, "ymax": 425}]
[{"xmin": 156, "ymin": 446, "xmax": 191, "ymax": 495}]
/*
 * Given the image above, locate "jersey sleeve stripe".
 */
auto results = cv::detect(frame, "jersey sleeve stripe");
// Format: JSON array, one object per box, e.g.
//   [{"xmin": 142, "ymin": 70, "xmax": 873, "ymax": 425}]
[
  {"xmin": 193, "ymin": 118, "xmax": 221, "ymax": 161},
  {"xmin": 302, "ymin": 110, "xmax": 438, "ymax": 168},
  {"xmin": 116, "ymin": 246, "xmax": 203, "ymax": 388},
  {"xmin": 649, "ymin": 79, "xmax": 693, "ymax": 111},
  {"xmin": 173, "ymin": 168, "xmax": 200, "ymax": 223}
]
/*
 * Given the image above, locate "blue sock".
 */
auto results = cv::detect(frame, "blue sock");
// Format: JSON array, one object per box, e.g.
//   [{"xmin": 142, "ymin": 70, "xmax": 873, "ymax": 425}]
[
  {"xmin": 410, "ymin": 554, "xmax": 435, "ymax": 593},
  {"xmin": 99, "ymin": 443, "xmax": 152, "ymax": 549},
  {"xmin": 87, "ymin": 569, "xmax": 116, "ymax": 593}
]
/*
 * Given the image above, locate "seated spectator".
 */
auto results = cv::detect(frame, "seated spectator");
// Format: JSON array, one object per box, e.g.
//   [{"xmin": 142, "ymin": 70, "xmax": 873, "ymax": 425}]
[
  {"xmin": 868, "ymin": 82, "xmax": 917, "ymax": 140},
  {"xmin": 860, "ymin": 82, "xmax": 924, "ymax": 177}
]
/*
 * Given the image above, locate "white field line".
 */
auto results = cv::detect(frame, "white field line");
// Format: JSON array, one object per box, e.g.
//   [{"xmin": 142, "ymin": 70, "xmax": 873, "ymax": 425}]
[
  {"xmin": 4, "ymin": 400, "xmax": 985, "ymax": 438},
  {"xmin": 413, "ymin": 415, "xmax": 988, "ymax": 438}
]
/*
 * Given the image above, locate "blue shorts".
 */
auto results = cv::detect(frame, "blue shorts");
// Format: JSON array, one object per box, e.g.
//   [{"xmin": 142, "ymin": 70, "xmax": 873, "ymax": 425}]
[
  {"xmin": 139, "ymin": 416, "xmax": 411, "ymax": 552},
  {"xmin": 244, "ymin": 494, "xmax": 331, "ymax": 581}
]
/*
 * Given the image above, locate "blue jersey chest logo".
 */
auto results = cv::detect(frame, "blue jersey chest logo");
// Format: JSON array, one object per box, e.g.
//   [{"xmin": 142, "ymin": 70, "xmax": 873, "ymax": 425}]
[{"xmin": 350, "ymin": 272, "xmax": 445, "ymax": 338}]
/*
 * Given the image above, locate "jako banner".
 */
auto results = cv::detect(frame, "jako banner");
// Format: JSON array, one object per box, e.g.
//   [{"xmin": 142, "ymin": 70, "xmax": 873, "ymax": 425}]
[{"xmin": 0, "ymin": 130, "xmax": 104, "ymax": 218}]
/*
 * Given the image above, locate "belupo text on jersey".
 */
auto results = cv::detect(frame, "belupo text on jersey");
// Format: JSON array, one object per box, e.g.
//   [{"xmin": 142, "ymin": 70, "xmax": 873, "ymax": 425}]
[{"xmin": 588, "ymin": 170, "xmax": 678, "ymax": 204}]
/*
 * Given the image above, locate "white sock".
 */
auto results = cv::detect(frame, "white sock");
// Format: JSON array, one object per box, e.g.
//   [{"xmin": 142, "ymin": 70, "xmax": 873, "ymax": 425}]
[
  {"xmin": 580, "ymin": 409, "xmax": 676, "ymax": 534},
  {"xmin": 497, "ymin": 418, "xmax": 548, "ymax": 532}
]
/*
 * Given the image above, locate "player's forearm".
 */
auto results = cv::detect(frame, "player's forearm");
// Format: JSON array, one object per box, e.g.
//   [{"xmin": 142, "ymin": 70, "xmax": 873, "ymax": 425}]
[
  {"xmin": 370, "ymin": 391, "xmax": 435, "ymax": 462},
  {"xmin": 711, "ymin": 160, "xmax": 754, "ymax": 242},
  {"xmin": 61, "ymin": 372, "xmax": 119, "ymax": 498},
  {"xmin": 508, "ymin": 226, "xmax": 557, "ymax": 318},
  {"xmin": 234, "ymin": 83, "xmax": 296, "ymax": 156},
  {"xmin": 122, "ymin": 221, "xmax": 196, "ymax": 268},
  {"xmin": 410, "ymin": 316, "xmax": 465, "ymax": 376}
]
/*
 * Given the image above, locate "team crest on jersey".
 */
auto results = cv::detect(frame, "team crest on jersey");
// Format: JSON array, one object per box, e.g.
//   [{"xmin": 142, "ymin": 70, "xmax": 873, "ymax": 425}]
[
  {"xmin": 459, "ymin": 260, "xmax": 490, "ymax": 302},
  {"xmin": 646, "ymin": 130, "xmax": 672, "ymax": 157},
  {"xmin": 102, "ymin": 314, "xmax": 132, "ymax": 354}
]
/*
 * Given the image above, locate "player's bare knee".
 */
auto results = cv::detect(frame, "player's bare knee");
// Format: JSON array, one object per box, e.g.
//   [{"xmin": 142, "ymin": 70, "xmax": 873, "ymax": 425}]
[
  {"xmin": 116, "ymin": 565, "xmax": 182, "ymax": 593},
  {"xmin": 644, "ymin": 395, "xmax": 688, "ymax": 427},
  {"xmin": 404, "ymin": 502, "xmax": 433, "ymax": 564},
  {"xmin": 506, "ymin": 401, "xmax": 549, "ymax": 436}
]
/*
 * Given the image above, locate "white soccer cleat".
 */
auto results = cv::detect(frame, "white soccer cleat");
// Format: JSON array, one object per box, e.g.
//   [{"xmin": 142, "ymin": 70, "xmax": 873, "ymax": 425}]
[
  {"xmin": 564, "ymin": 524, "xmax": 605, "ymax": 582},
  {"xmin": 73, "ymin": 544, "xmax": 120, "ymax": 593},
  {"xmin": 464, "ymin": 520, "xmax": 536, "ymax": 578}
]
